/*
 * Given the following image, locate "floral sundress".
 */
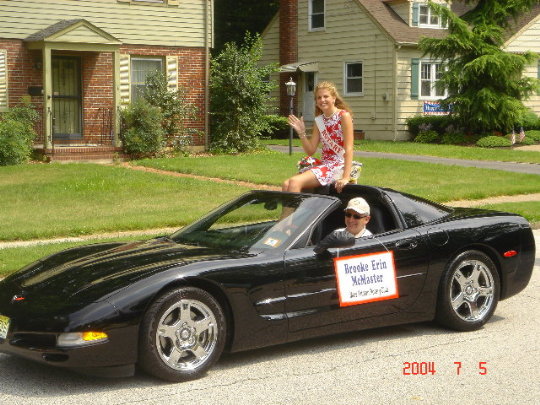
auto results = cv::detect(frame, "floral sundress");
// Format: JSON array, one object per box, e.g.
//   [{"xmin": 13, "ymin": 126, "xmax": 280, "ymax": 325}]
[{"xmin": 310, "ymin": 110, "xmax": 346, "ymax": 186}]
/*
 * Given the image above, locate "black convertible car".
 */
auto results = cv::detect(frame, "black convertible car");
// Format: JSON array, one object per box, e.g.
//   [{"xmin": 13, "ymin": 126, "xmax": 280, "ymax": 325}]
[{"xmin": 0, "ymin": 186, "xmax": 535, "ymax": 382}]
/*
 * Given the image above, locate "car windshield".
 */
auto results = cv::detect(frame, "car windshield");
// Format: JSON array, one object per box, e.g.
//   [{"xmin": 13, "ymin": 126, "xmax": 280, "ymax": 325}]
[{"xmin": 171, "ymin": 192, "xmax": 331, "ymax": 251}]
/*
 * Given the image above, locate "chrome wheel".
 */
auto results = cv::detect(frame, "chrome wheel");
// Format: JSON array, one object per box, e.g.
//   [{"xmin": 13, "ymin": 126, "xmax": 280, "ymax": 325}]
[
  {"xmin": 436, "ymin": 250, "xmax": 500, "ymax": 331},
  {"xmin": 156, "ymin": 299, "xmax": 218, "ymax": 371},
  {"xmin": 139, "ymin": 287, "xmax": 226, "ymax": 382},
  {"xmin": 450, "ymin": 259, "xmax": 495, "ymax": 322}
]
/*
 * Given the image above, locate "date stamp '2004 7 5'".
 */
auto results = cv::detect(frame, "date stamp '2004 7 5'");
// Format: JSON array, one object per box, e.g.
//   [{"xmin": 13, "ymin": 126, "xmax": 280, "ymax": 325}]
[{"xmin": 402, "ymin": 361, "xmax": 488, "ymax": 376}]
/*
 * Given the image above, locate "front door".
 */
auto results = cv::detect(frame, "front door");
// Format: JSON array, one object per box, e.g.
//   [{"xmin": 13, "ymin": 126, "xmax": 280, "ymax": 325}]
[
  {"xmin": 52, "ymin": 56, "xmax": 82, "ymax": 140},
  {"xmin": 302, "ymin": 72, "xmax": 316, "ymax": 121}
]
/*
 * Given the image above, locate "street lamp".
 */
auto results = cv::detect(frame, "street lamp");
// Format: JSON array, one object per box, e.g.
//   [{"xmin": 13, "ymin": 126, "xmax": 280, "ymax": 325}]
[{"xmin": 285, "ymin": 77, "xmax": 296, "ymax": 155}]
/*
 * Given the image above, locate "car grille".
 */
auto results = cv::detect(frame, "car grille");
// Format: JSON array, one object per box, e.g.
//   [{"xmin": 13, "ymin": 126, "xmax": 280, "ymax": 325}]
[{"xmin": 10, "ymin": 332, "xmax": 56, "ymax": 349}]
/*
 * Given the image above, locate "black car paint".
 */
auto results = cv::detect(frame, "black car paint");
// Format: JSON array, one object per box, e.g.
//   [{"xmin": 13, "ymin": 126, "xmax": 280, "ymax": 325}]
[{"xmin": 0, "ymin": 186, "xmax": 535, "ymax": 377}]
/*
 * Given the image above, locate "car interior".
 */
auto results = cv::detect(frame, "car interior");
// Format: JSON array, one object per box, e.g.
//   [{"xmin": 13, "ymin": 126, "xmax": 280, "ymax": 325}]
[{"xmin": 308, "ymin": 191, "xmax": 399, "ymax": 246}]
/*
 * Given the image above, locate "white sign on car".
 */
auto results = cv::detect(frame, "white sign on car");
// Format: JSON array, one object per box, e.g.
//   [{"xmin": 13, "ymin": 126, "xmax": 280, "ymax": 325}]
[{"xmin": 333, "ymin": 251, "xmax": 399, "ymax": 306}]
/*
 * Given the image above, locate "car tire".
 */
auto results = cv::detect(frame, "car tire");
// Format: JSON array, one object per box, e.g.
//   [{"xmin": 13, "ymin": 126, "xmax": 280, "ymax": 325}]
[
  {"xmin": 138, "ymin": 287, "xmax": 226, "ymax": 382},
  {"xmin": 435, "ymin": 250, "xmax": 500, "ymax": 331}
]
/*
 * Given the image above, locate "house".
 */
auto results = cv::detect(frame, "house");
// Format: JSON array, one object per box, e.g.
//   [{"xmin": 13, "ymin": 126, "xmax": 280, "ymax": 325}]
[
  {"xmin": 260, "ymin": 0, "xmax": 540, "ymax": 140},
  {"xmin": 0, "ymin": 0, "xmax": 213, "ymax": 160}
]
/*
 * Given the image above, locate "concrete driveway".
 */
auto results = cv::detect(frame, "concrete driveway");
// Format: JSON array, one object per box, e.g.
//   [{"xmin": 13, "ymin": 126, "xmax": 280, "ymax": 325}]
[{"xmin": 1, "ymin": 231, "xmax": 538, "ymax": 405}]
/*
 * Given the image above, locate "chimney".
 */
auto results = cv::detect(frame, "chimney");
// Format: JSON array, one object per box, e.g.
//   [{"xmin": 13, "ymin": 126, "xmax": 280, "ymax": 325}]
[{"xmin": 279, "ymin": 0, "xmax": 298, "ymax": 116}]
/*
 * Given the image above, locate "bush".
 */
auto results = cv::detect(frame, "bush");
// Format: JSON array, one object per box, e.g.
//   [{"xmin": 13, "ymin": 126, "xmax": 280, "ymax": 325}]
[
  {"xmin": 260, "ymin": 115, "xmax": 289, "ymax": 139},
  {"xmin": 414, "ymin": 130, "xmax": 439, "ymax": 143},
  {"xmin": 406, "ymin": 115, "xmax": 452, "ymax": 137},
  {"xmin": 476, "ymin": 136, "xmax": 512, "ymax": 148},
  {"xmin": 517, "ymin": 136, "xmax": 536, "ymax": 146},
  {"xmin": 520, "ymin": 110, "xmax": 540, "ymax": 130},
  {"xmin": 120, "ymin": 100, "xmax": 164, "ymax": 157},
  {"xmin": 0, "ymin": 104, "xmax": 38, "ymax": 166},
  {"xmin": 524, "ymin": 130, "xmax": 540, "ymax": 142},
  {"xmin": 210, "ymin": 33, "xmax": 278, "ymax": 153},
  {"xmin": 142, "ymin": 71, "xmax": 200, "ymax": 151},
  {"xmin": 441, "ymin": 132, "xmax": 468, "ymax": 145}
]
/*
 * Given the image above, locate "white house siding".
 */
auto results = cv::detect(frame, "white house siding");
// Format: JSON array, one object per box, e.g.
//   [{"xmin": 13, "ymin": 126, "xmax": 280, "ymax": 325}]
[
  {"xmin": 0, "ymin": 0, "xmax": 212, "ymax": 47},
  {"xmin": 505, "ymin": 15, "xmax": 540, "ymax": 116},
  {"xmin": 504, "ymin": 15, "xmax": 540, "ymax": 54},
  {"xmin": 259, "ymin": 13, "xmax": 280, "ymax": 114},
  {"xmin": 522, "ymin": 62, "xmax": 540, "ymax": 115},
  {"xmin": 396, "ymin": 47, "xmax": 425, "ymax": 140},
  {"xmin": 297, "ymin": 0, "xmax": 396, "ymax": 140}
]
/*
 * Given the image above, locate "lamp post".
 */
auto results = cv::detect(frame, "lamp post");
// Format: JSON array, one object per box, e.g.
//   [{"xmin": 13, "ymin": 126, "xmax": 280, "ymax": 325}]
[{"xmin": 285, "ymin": 77, "xmax": 296, "ymax": 155}]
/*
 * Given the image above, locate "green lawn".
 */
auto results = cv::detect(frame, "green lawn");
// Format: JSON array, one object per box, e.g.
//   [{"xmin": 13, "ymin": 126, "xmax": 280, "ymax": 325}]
[
  {"xmin": 1, "ymin": 151, "xmax": 539, "ymax": 277},
  {"xmin": 0, "ymin": 163, "xmax": 249, "ymax": 241},
  {"xmin": 262, "ymin": 139, "xmax": 540, "ymax": 164},
  {"xmin": 475, "ymin": 201, "xmax": 540, "ymax": 224},
  {"xmin": 137, "ymin": 152, "xmax": 540, "ymax": 203}
]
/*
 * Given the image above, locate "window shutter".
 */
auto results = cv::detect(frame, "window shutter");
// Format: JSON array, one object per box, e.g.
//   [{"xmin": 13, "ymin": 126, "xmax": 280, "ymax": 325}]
[
  {"xmin": 119, "ymin": 54, "xmax": 131, "ymax": 105},
  {"xmin": 411, "ymin": 58, "xmax": 419, "ymax": 99},
  {"xmin": 166, "ymin": 55, "xmax": 178, "ymax": 93},
  {"xmin": 0, "ymin": 50, "xmax": 7, "ymax": 111},
  {"xmin": 412, "ymin": 3, "xmax": 419, "ymax": 27}
]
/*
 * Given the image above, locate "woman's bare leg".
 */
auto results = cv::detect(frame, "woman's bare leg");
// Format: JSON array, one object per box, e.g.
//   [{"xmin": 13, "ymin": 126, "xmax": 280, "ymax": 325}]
[{"xmin": 282, "ymin": 170, "xmax": 321, "ymax": 193}]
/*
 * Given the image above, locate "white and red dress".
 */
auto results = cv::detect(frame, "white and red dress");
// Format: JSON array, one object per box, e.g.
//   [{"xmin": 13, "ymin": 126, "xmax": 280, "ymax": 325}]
[{"xmin": 310, "ymin": 109, "xmax": 347, "ymax": 186}]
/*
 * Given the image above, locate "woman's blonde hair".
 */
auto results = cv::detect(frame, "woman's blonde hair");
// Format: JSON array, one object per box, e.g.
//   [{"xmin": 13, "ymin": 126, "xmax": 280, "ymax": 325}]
[{"xmin": 314, "ymin": 81, "xmax": 353, "ymax": 116}]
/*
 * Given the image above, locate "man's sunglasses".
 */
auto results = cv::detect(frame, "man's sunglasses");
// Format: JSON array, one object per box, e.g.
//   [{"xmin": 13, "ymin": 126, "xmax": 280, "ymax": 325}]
[{"xmin": 345, "ymin": 212, "xmax": 367, "ymax": 220}]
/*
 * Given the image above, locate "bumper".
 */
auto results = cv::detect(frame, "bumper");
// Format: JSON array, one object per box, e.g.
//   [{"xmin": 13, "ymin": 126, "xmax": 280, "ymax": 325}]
[{"xmin": 0, "ymin": 324, "xmax": 139, "ymax": 377}]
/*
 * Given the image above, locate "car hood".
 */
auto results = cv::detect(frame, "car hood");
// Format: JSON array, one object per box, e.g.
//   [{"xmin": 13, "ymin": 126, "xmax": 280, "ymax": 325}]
[{"xmin": 4, "ymin": 238, "xmax": 250, "ymax": 307}]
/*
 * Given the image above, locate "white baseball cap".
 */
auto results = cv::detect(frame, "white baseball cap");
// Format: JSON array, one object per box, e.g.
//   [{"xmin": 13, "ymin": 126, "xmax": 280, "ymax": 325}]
[{"xmin": 344, "ymin": 197, "xmax": 370, "ymax": 216}]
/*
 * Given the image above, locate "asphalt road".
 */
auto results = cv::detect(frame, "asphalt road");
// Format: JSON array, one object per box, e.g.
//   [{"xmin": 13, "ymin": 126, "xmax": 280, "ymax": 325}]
[{"xmin": 1, "ymin": 232, "xmax": 538, "ymax": 405}]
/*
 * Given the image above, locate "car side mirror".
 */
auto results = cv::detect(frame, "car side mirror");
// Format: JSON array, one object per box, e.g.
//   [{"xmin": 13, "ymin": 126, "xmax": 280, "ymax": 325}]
[{"xmin": 314, "ymin": 232, "xmax": 355, "ymax": 254}]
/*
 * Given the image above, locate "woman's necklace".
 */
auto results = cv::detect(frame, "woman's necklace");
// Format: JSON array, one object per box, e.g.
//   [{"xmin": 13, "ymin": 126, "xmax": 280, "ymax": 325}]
[{"xmin": 323, "ymin": 109, "xmax": 337, "ymax": 119}]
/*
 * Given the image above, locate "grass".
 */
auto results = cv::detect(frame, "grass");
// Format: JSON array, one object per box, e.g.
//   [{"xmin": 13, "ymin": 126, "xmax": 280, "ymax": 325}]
[
  {"xmin": 1, "ymin": 150, "xmax": 539, "ymax": 277},
  {"xmin": 0, "ymin": 163, "xmax": 249, "ymax": 241},
  {"xmin": 262, "ymin": 139, "xmax": 540, "ymax": 164},
  {"xmin": 475, "ymin": 201, "xmax": 540, "ymax": 224},
  {"xmin": 137, "ymin": 152, "xmax": 540, "ymax": 203}
]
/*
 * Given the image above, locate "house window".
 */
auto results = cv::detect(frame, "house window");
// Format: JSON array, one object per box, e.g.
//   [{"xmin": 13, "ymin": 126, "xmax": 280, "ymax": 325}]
[
  {"xmin": 344, "ymin": 62, "xmax": 363, "ymax": 95},
  {"xmin": 420, "ymin": 61, "xmax": 446, "ymax": 99},
  {"xmin": 130, "ymin": 57, "xmax": 164, "ymax": 101},
  {"xmin": 309, "ymin": 0, "xmax": 325, "ymax": 31},
  {"xmin": 413, "ymin": 2, "xmax": 447, "ymax": 28}
]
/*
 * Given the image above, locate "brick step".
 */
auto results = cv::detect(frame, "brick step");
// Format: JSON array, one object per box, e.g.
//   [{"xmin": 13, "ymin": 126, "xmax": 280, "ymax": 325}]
[
  {"xmin": 44, "ymin": 146, "xmax": 127, "ymax": 162},
  {"xmin": 49, "ymin": 146, "xmax": 122, "ymax": 154},
  {"xmin": 51, "ymin": 154, "xmax": 121, "ymax": 161}
]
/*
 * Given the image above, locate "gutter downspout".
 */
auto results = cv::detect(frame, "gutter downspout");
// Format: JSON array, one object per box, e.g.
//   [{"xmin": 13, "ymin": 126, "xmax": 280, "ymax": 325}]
[
  {"xmin": 393, "ymin": 44, "xmax": 400, "ymax": 142},
  {"xmin": 204, "ymin": 0, "xmax": 211, "ymax": 150}
]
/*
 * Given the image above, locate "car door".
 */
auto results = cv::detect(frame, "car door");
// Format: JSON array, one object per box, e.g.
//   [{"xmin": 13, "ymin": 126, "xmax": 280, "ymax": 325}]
[{"xmin": 283, "ymin": 228, "xmax": 428, "ymax": 334}]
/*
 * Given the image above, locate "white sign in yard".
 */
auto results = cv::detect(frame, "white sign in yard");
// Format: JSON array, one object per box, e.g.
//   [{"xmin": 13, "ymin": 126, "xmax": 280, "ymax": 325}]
[{"xmin": 333, "ymin": 251, "xmax": 399, "ymax": 307}]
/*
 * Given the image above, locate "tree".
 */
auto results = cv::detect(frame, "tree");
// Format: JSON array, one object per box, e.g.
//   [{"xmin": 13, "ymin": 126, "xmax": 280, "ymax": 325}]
[
  {"xmin": 418, "ymin": 0, "xmax": 540, "ymax": 134},
  {"xmin": 210, "ymin": 33, "xmax": 278, "ymax": 153},
  {"xmin": 143, "ymin": 71, "xmax": 200, "ymax": 151},
  {"xmin": 213, "ymin": 0, "xmax": 279, "ymax": 54}
]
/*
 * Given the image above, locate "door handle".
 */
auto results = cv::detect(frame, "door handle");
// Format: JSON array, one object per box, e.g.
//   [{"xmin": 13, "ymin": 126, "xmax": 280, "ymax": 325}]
[{"xmin": 396, "ymin": 239, "xmax": 418, "ymax": 250}]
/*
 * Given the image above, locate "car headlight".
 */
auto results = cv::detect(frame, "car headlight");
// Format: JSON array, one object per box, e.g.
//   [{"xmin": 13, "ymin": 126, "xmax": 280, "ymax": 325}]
[{"xmin": 57, "ymin": 331, "xmax": 109, "ymax": 347}]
